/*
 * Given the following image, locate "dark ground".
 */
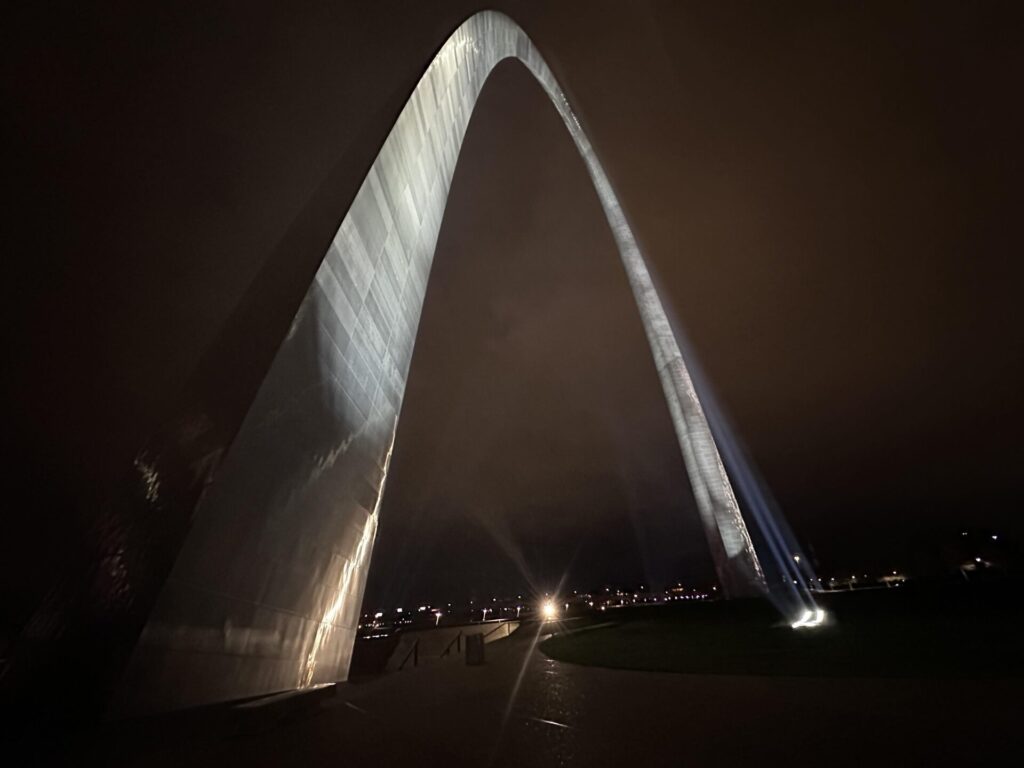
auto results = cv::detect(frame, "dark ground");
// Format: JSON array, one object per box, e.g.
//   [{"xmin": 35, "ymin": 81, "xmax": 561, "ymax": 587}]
[
  {"xmin": 18, "ymin": 583, "xmax": 1023, "ymax": 767},
  {"xmin": 542, "ymin": 581, "xmax": 1024, "ymax": 679}
]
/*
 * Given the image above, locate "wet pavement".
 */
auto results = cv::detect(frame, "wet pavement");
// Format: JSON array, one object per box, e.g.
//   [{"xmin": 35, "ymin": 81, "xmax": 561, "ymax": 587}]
[{"xmin": 64, "ymin": 624, "xmax": 1020, "ymax": 767}]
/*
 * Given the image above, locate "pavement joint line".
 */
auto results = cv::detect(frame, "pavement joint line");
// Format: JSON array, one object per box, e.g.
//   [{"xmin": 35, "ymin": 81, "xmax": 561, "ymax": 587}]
[
  {"xmin": 528, "ymin": 716, "xmax": 570, "ymax": 729},
  {"xmin": 344, "ymin": 701, "xmax": 368, "ymax": 714}
]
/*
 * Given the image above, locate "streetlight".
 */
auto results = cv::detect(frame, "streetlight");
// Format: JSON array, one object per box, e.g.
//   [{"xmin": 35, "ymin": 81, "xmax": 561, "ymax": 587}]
[{"xmin": 541, "ymin": 599, "xmax": 558, "ymax": 621}]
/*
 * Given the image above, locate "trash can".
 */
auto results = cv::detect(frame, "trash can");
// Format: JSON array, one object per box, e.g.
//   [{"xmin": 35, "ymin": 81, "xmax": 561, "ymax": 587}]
[{"xmin": 465, "ymin": 633, "xmax": 485, "ymax": 666}]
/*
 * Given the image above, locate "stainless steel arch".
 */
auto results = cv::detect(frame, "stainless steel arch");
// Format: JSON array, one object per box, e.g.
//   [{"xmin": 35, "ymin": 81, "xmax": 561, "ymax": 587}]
[{"xmin": 114, "ymin": 10, "xmax": 765, "ymax": 714}]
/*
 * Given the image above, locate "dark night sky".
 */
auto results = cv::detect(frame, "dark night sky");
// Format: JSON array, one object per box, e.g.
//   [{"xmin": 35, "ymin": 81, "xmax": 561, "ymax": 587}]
[{"xmin": 6, "ymin": 2, "xmax": 1023, "ymax": 619}]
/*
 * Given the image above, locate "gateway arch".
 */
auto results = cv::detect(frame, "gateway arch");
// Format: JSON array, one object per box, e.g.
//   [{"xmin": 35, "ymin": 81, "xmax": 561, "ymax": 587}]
[{"xmin": 112, "ymin": 11, "xmax": 766, "ymax": 714}]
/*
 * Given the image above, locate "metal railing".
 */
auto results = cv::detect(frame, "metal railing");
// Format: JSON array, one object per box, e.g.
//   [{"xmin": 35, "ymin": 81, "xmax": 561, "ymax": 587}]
[
  {"xmin": 397, "ymin": 638, "xmax": 419, "ymax": 670},
  {"xmin": 440, "ymin": 631, "xmax": 463, "ymax": 658},
  {"xmin": 399, "ymin": 621, "xmax": 516, "ymax": 668}
]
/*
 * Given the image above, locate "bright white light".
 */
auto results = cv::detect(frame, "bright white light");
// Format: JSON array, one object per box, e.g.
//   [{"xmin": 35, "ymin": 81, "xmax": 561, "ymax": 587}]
[
  {"xmin": 374, "ymin": 611, "xmax": 383, "ymax": 619},
  {"xmin": 791, "ymin": 611, "xmax": 812, "ymax": 628},
  {"xmin": 541, "ymin": 600, "xmax": 559, "ymax": 621},
  {"xmin": 791, "ymin": 607, "xmax": 827, "ymax": 629}
]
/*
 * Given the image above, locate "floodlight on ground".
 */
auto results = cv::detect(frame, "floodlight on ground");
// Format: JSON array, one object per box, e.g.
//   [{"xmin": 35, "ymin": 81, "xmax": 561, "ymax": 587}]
[{"xmin": 791, "ymin": 608, "xmax": 826, "ymax": 629}]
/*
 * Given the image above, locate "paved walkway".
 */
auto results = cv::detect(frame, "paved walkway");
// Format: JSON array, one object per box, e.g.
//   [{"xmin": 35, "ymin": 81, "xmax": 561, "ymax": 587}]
[{"xmin": 71, "ymin": 625, "xmax": 1020, "ymax": 767}]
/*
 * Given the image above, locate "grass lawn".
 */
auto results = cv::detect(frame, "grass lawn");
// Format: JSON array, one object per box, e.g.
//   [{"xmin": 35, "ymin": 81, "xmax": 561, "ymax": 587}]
[{"xmin": 540, "ymin": 581, "xmax": 1023, "ymax": 679}]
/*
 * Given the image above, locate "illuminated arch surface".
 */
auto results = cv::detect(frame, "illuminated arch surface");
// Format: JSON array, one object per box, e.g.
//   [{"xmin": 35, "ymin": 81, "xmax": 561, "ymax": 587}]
[{"xmin": 114, "ymin": 11, "xmax": 765, "ymax": 713}]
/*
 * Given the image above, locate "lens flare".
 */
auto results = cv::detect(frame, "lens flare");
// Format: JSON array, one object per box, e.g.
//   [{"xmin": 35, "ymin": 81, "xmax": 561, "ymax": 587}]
[{"xmin": 541, "ymin": 600, "xmax": 559, "ymax": 621}]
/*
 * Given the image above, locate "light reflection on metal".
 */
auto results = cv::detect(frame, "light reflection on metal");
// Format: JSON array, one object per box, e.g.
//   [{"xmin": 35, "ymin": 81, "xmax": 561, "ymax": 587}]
[
  {"xmin": 301, "ymin": 508, "xmax": 378, "ymax": 687},
  {"xmin": 300, "ymin": 421, "xmax": 395, "ymax": 688},
  {"xmin": 132, "ymin": 453, "xmax": 162, "ymax": 504}
]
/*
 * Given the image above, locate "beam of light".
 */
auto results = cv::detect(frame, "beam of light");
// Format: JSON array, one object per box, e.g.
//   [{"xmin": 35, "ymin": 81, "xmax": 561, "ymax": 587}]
[{"xmin": 653, "ymin": 297, "xmax": 823, "ymax": 621}]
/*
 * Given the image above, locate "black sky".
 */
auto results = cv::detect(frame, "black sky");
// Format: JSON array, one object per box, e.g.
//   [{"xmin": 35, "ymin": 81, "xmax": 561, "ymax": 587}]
[{"xmin": 6, "ymin": 1, "xmax": 1023, "ymax": 619}]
